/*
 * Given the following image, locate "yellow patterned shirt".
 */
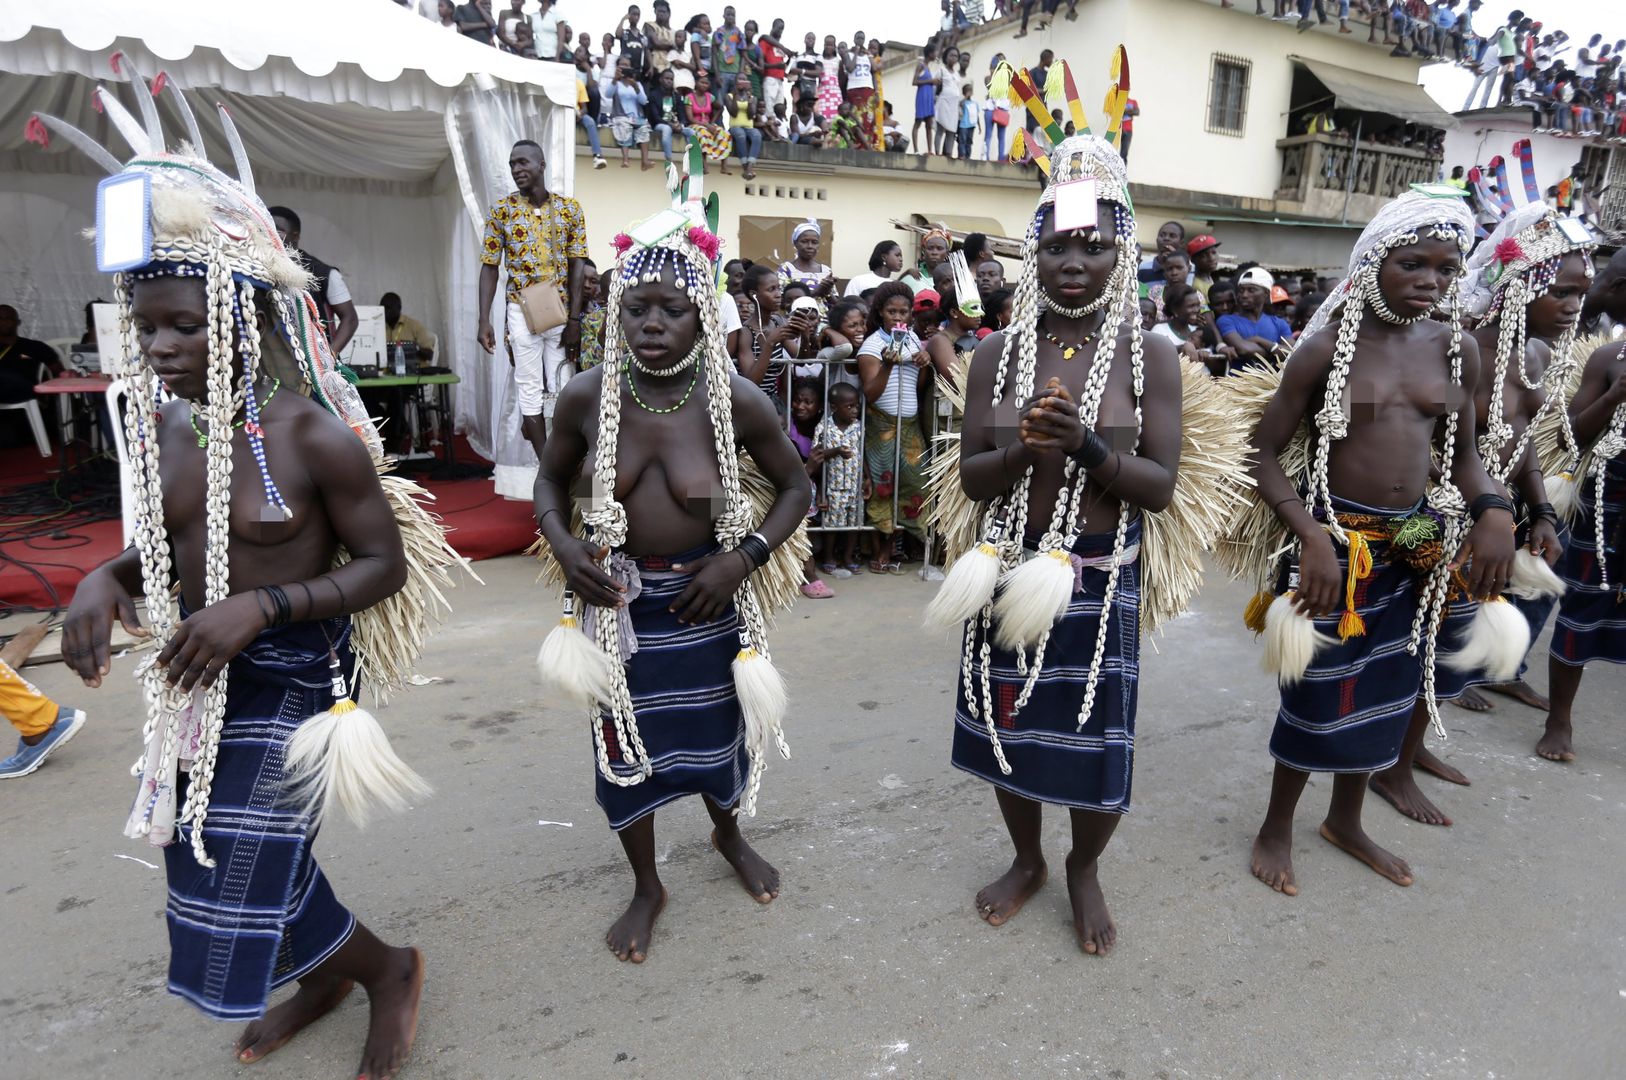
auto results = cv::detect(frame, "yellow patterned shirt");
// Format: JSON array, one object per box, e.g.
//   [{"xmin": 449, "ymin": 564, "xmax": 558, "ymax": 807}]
[{"xmin": 480, "ymin": 191, "xmax": 588, "ymax": 303}]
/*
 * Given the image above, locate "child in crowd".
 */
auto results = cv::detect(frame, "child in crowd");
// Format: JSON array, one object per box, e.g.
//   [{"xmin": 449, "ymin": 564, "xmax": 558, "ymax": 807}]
[
  {"xmin": 957, "ymin": 83, "xmax": 978, "ymax": 158},
  {"xmin": 829, "ymin": 101, "xmax": 863, "ymax": 148},
  {"xmin": 789, "ymin": 379, "xmax": 838, "ymax": 597},
  {"xmin": 817, "ymin": 299, "xmax": 868, "ymax": 390},
  {"xmin": 814, "ymin": 382, "xmax": 867, "ymax": 573}
]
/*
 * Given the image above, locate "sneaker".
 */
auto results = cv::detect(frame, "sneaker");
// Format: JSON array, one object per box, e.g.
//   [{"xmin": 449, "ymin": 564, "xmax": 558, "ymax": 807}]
[
  {"xmin": 0, "ymin": 709, "xmax": 86, "ymax": 779},
  {"xmin": 593, "ymin": 156, "xmax": 608, "ymax": 170}
]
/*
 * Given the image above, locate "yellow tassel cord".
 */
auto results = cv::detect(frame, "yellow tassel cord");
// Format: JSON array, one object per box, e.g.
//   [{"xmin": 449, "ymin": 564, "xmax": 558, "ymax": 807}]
[
  {"xmin": 328, "ymin": 698, "xmax": 359, "ymax": 717},
  {"xmin": 1337, "ymin": 532, "xmax": 1374, "ymax": 640},
  {"xmin": 1243, "ymin": 590, "xmax": 1274, "ymax": 635}
]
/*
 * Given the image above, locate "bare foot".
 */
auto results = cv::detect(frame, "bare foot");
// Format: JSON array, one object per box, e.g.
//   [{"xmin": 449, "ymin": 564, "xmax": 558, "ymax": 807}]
[
  {"xmin": 1318, "ymin": 821, "xmax": 1413, "ymax": 886},
  {"xmin": 710, "ymin": 828, "xmax": 780, "ymax": 903},
  {"xmin": 355, "ymin": 947, "xmax": 423, "ymax": 1080},
  {"xmin": 1368, "ymin": 768, "xmax": 1452, "ymax": 826},
  {"xmin": 1449, "ymin": 687, "xmax": 1494, "ymax": 712},
  {"xmin": 607, "ymin": 886, "xmax": 667, "ymax": 963},
  {"xmin": 236, "ymin": 976, "xmax": 354, "ymax": 1063},
  {"xmin": 974, "ymin": 859, "xmax": 1047, "ymax": 926},
  {"xmin": 1485, "ymin": 680, "xmax": 1550, "ymax": 710},
  {"xmin": 1413, "ymin": 745, "xmax": 1470, "ymax": 786},
  {"xmin": 1536, "ymin": 723, "xmax": 1576, "ymax": 762},
  {"xmin": 1065, "ymin": 853, "xmax": 1115, "ymax": 956},
  {"xmin": 1250, "ymin": 829, "xmax": 1298, "ymax": 895}
]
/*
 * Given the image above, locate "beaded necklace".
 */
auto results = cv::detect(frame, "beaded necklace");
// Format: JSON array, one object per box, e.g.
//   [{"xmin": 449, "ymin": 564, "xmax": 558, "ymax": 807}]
[
  {"xmin": 624, "ymin": 357, "xmax": 698, "ymax": 413},
  {"xmin": 188, "ymin": 378, "xmax": 279, "ymax": 447},
  {"xmin": 1041, "ymin": 311, "xmax": 1106, "ymax": 360}
]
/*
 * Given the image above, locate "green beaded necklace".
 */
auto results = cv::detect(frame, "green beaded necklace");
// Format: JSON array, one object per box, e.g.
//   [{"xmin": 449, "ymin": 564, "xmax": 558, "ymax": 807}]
[
  {"xmin": 624, "ymin": 358, "xmax": 698, "ymax": 414},
  {"xmin": 189, "ymin": 378, "xmax": 279, "ymax": 447}
]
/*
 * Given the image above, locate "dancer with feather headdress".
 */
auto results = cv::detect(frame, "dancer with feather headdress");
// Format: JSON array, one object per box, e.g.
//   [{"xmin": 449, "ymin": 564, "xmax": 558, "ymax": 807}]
[
  {"xmin": 45, "ymin": 62, "xmax": 465, "ymax": 1078},
  {"xmin": 924, "ymin": 51, "xmax": 1250, "ymax": 957}
]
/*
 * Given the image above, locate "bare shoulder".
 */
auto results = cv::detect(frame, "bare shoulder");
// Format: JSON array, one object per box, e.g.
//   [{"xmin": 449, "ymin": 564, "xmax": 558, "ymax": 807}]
[
  {"xmin": 1586, "ymin": 338, "xmax": 1626, "ymax": 377},
  {"xmin": 282, "ymin": 393, "xmax": 375, "ymax": 470}
]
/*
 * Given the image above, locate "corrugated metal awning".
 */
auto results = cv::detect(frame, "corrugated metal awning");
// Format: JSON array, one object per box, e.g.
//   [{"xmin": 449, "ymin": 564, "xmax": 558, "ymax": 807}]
[{"xmin": 1293, "ymin": 57, "xmax": 1456, "ymax": 128}]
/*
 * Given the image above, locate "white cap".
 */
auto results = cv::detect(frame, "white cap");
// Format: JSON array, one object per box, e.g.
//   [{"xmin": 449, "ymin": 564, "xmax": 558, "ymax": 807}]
[{"xmin": 1237, "ymin": 267, "xmax": 1275, "ymax": 291}]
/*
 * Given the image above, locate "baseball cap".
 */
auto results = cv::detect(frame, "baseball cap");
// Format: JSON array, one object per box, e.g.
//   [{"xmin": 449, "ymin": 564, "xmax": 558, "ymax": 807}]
[
  {"xmin": 1186, "ymin": 234, "xmax": 1220, "ymax": 256},
  {"xmin": 912, "ymin": 288, "xmax": 941, "ymax": 312},
  {"xmin": 1270, "ymin": 285, "xmax": 1291, "ymax": 305},
  {"xmin": 1237, "ymin": 267, "xmax": 1275, "ymax": 291}
]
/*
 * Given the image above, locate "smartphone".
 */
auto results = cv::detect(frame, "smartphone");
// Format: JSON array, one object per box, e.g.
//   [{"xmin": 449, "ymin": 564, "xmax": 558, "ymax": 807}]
[{"xmin": 889, "ymin": 325, "xmax": 908, "ymax": 350}]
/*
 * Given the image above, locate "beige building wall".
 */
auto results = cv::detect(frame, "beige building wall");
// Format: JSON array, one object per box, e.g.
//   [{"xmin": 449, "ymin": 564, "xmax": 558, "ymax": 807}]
[{"xmin": 567, "ymin": 151, "xmax": 1044, "ymax": 279}]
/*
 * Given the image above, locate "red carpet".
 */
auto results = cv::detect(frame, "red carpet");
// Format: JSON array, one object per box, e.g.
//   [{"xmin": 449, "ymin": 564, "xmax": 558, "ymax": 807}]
[{"xmin": 1, "ymin": 445, "xmax": 535, "ymax": 611}]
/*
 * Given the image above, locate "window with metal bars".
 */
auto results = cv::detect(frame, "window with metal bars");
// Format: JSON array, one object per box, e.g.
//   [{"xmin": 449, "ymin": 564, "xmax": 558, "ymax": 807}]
[{"xmin": 1206, "ymin": 54, "xmax": 1251, "ymax": 137}]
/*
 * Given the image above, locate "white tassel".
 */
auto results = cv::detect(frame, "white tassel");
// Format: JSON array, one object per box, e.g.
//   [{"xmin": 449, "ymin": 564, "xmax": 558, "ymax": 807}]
[
  {"xmin": 1547, "ymin": 472, "xmax": 1578, "ymax": 522},
  {"xmin": 283, "ymin": 700, "xmax": 433, "ymax": 829},
  {"xmin": 992, "ymin": 549, "xmax": 1075, "ymax": 651},
  {"xmin": 1504, "ymin": 548, "xmax": 1566, "ymax": 601},
  {"xmin": 1443, "ymin": 599, "xmax": 1530, "ymax": 681},
  {"xmin": 732, "ymin": 646, "xmax": 789, "ymax": 817},
  {"xmin": 924, "ymin": 542, "xmax": 1003, "ymax": 632},
  {"xmin": 1262, "ymin": 593, "xmax": 1335, "ymax": 687},
  {"xmin": 537, "ymin": 613, "xmax": 615, "ymax": 708}
]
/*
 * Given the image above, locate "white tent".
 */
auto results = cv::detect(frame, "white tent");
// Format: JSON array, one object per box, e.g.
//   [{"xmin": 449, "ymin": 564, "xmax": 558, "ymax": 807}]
[{"xmin": 0, "ymin": 0, "xmax": 580, "ymax": 492}]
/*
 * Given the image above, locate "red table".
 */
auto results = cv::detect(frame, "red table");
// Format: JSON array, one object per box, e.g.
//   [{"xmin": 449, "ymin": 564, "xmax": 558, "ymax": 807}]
[{"xmin": 33, "ymin": 374, "xmax": 114, "ymax": 476}]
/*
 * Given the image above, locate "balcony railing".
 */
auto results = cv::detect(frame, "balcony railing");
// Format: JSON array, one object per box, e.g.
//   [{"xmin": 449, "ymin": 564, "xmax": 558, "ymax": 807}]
[{"xmin": 1276, "ymin": 133, "xmax": 1442, "ymax": 223}]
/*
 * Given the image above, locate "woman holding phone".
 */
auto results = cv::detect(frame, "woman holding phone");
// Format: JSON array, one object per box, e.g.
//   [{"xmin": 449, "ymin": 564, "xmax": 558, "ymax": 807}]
[
  {"xmin": 857, "ymin": 282, "xmax": 931, "ymax": 572},
  {"xmin": 737, "ymin": 264, "xmax": 813, "ymax": 406}
]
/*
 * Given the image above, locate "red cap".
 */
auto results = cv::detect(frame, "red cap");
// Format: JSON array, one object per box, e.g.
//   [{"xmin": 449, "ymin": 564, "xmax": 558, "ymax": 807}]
[
  {"xmin": 1270, "ymin": 285, "xmax": 1291, "ymax": 304},
  {"xmin": 1186, "ymin": 234, "xmax": 1220, "ymax": 256},
  {"xmin": 912, "ymin": 288, "xmax": 941, "ymax": 312}
]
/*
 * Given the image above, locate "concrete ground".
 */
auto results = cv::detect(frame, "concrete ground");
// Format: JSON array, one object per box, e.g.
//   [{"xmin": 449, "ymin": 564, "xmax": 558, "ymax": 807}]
[{"xmin": 3, "ymin": 557, "xmax": 1624, "ymax": 1080}]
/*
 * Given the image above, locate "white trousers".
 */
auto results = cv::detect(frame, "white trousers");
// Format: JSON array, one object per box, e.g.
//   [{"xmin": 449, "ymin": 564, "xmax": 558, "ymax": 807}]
[
  {"xmin": 506, "ymin": 301, "xmax": 569, "ymax": 416},
  {"xmin": 763, "ymin": 76, "xmax": 787, "ymax": 114}
]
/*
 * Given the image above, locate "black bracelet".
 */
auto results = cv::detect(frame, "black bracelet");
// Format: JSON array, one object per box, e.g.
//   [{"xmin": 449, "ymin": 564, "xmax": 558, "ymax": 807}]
[
  {"xmin": 737, "ymin": 534, "xmax": 771, "ymax": 570},
  {"xmin": 326, "ymin": 576, "xmax": 347, "ymax": 614},
  {"xmin": 1469, "ymin": 493, "xmax": 1516, "ymax": 521},
  {"xmin": 265, "ymin": 584, "xmax": 291, "ymax": 628},
  {"xmin": 1272, "ymin": 495, "xmax": 1304, "ymax": 514},
  {"xmin": 1532, "ymin": 501, "xmax": 1559, "ymax": 526},
  {"xmin": 253, "ymin": 588, "xmax": 274, "ymax": 629},
  {"xmin": 1068, "ymin": 427, "xmax": 1111, "ymax": 471}
]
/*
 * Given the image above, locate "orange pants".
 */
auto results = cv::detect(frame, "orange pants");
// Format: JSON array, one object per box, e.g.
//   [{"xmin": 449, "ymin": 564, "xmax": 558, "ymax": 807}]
[{"xmin": 0, "ymin": 658, "xmax": 57, "ymax": 739}]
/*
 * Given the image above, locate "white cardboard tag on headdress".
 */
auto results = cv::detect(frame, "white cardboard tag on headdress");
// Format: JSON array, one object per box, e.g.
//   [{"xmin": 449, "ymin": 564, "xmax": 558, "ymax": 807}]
[
  {"xmin": 1052, "ymin": 178, "xmax": 1098, "ymax": 234},
  {"xmin": 1557, "ymin": 218, "xmax": 1592, "ymax": 245},
  {"xmin": 96, "ymin": 172, "xmax": 152, "ymax": 273}
]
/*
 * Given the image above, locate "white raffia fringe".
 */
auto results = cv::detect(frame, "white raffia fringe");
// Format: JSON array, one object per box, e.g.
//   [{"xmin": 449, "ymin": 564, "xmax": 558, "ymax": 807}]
[
  {"xmin": 283, "ymin": 703, "xmax": 433, "ymax": 830},
  {"xmin": 1140, "ymin": 359, "xmax": 1255, "ymax": 630},
  {"xmin": 993, "ymin": 550, "xmax": 1074, "ymax": 651},
  {"xmin": 537, "ymin": 620, "xmax": 616, "ymax": 707},
  {"xmin": 1505, "ymin": 548, "xmax": 1566, "ymax": 601},
  {"xmin": 733, "ymin": 649, "xmax": 788, "ymax": 817},
  {"xmin": 340, "ymin": 469, "xmax": 476, "ymax": 703},
  {"xmin": 925, "ymin": 542, "xmax": 1002, "ymax": 633},
  {"xmin": 1214, "ymin": 359, "xmax": 1309, "ymax": 592},
  {"xmin": 1443, "ymin": 600, "xmax": 1530, "ymax": 681},
  {"xmin": 1545, "ymin": 472, "xmax": 1579, "ymax": 522},
  {"xmin": 1262, "ymin": 593, "xmax": 1334, "ymax": 687}
]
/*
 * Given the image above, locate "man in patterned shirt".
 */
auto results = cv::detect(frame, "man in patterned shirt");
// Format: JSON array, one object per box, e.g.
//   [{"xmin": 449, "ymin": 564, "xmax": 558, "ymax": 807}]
[{"xmin": 477, "ymin": 139, "xmax": 589, "ymax": 455}]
